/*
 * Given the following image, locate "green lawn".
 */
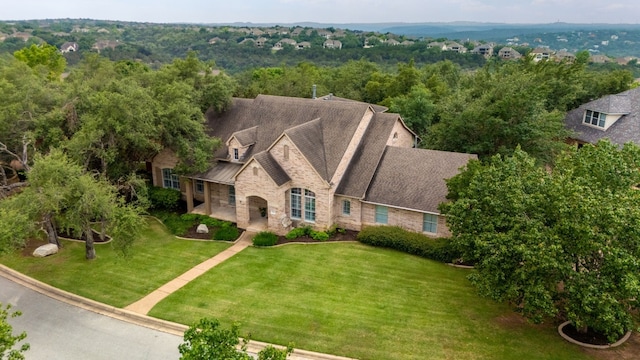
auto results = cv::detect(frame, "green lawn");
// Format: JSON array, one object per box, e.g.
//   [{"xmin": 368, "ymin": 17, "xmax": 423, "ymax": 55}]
[
  {"xmin": 0, "ymin": 218, "xmax": 230, "ymax": 307},
  {"xmin": 149, "ymin": 243, "xmax": 595, "ymax": 360}
]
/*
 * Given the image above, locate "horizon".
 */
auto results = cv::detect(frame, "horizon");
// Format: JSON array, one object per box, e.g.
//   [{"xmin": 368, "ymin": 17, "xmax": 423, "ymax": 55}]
[{"xmin": 2, "ymin": 1, "xmax": 639, "ymax": 25}]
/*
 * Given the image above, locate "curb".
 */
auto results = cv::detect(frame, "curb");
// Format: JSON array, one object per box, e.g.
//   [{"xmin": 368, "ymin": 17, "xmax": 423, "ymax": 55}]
[
  {"xmin": 557, "ymin": 321, "xmax": 632, "ymax": 349},
  {"xmin": 0, "ymin": 264, "xmax": 188, "ymax": 336}
]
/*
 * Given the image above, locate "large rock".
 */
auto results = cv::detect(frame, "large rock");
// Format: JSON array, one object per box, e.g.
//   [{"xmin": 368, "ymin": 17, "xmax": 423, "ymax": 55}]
[
  {"xmin": 33, "ymin": 243, "xmax": 59, "ymax": 257},
  {"xmin": 196, "ymin": 224, "xmax": 209, "ymax": 234}
]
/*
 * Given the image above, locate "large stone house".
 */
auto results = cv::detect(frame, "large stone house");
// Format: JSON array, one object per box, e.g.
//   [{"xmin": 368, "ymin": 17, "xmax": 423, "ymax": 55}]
[
  {"xmin": 565, "ymin": 87, "xmax": 640, "ymax": 146},
  {"xmin": 150, "ymin": 95, "xmax": 476, "ymax": 236}
]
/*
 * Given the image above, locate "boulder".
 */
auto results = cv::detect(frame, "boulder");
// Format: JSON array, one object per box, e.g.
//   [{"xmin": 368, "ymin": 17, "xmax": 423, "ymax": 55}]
[
  {"xmin": 196, "ymin": 224, "xmax": 209, "ymax": 234},
  {"xmin": 33, "ymin": 243, "xmax": 59, "ymax": 257}
]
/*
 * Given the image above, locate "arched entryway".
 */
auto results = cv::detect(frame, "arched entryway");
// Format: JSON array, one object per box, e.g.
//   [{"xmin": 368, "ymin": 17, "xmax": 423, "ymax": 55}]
[{"xmin": 247, "ymin": 196, "xmax": 269, "ymax": 231}]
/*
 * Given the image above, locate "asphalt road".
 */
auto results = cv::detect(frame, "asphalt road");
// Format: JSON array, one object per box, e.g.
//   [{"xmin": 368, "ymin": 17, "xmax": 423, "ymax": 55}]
[{"xmin": 0, "ymin": 276, "xmax": 182, "ymax": 360}]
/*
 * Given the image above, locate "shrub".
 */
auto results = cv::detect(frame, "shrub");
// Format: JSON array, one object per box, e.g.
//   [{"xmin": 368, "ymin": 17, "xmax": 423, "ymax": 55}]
[
  {"xmin": 153, "ymin": 211, "xmax": 192, "ymax": 236},
  {"xmin": 285, "ymin": 226, "xmax": 311, "ymax": 240},
  {"xmin": 310, "ymin": 230, "xmax": 329, "ymax": 241},
  {"xmin": 357, "ymin": 226, "xmax": 460, "ymax": 263},
  {"xmin": 213, "ymin": 226, "xmax": 239, "ymax": 241},
  {"xmin": 253, "ymin": 231, "xmax": 278, "ymax": 246},
  {"xmin": 148, "ymin": 186, "xmax": 181, "ymax": 210}
]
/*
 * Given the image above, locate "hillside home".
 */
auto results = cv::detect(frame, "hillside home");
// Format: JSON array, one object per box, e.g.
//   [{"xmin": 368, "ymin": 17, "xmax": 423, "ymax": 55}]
[
  {"xmin": 472, "ymin": 44, "xmax": 494, "ymax": 58},
  {"xmin": 150, "ymin": 95, "xmax": 476, "ymax": 237},
  {"xmin": 498, "ymin": 47, "xmax": 521, "ymax": 60},
  {"xmin": 446, "ymin": 42, "xmax": 466, "ymax": 53},
  {"xmin": 60, "ymin": 42, "xmax": 79, "ymax": 53},
  {"xmin": 531, "ymin": 47, "xmax": 552, "ymax": 62},
  {"xmin": 564, "ymin": 87, "xmax": 640, "ymax": 146},
  {"xmin": 323, "ymin": 40, "xmax": 342, "ymax": 49}
]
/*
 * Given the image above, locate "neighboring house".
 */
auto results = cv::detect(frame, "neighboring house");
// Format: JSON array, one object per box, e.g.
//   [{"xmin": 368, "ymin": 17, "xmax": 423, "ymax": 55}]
[
  {"xmin": 554, "ymin": 50, "xmax": 576, "ymax": 63},
  {"xmin": 446, "ymin": 42, "xmax": 466, "ymax": 53},
  {"xmin": 323, "ymin": 39, "xmax": 342, "ymax": 49},
  {"xmin": 531, "ymin": 47, "xmax": 552, "ymax": 62},
  {"xmin": 498, "ymin": 47, "xmax": 521, "ymax": 60},
  {"xmin": 296, "ymin": 41, "xmax": 311, "ymax": 50},
  {"xmin": 386, "ymin": 39, "xmax": 400, "ymax": 46},
  {"xmin": 273, "ymin": 38, "xmax": 297, "ymax": 50},
  {"xmin": 564, "ymin": 87, "xmax": 640, "ymax": 146},
  {"xmin": 401, "ymin": 40, "xmax": 415, "ymax": 46},
  {"xmin": 472, "ymin": 44, "xmax": 494, "ymax": 57},
  {"xmin": 255, "ymin": 37, "xmax": 268, "ymax": 48},
  {"xmin": 60, "ymin": 42, "xmax": 79, "ymax": 53},
  {"xmin": 590, "ymin": 54, "xmax": 610, "ymax": 64},
  {"xmin": 150, "ymin": 95, "xmax": 476, "ymax": 237},
  {"xmin": 208, "ymin": 37, "xmax": 224, "ymax": 44}
]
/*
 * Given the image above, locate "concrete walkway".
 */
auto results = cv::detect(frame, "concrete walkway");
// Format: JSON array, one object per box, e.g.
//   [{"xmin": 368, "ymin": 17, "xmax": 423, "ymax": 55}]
[{"xmin": 125, "ymin": 231, "xmax": 254, "ymax": 315}]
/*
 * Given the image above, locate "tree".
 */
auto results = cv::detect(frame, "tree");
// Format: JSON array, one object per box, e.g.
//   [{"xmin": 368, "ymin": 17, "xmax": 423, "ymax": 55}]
[
  {"xmin": 179, "ymin": 318, "xmax": 293, "ymax": 360},
  {"xmin": 427, "ymin": 63, "xmax": 571, "ymax": 163},
  {"xmin": 441, "ymin": 141, "xmax": 640, "ymax": 342},
  {"xmin": 7, "ymin": 150, "xmax": 144, "ymax": 259},
  {"xmin": 13, "ymin": 43, "xmax": 66, "ymax": 81},
  {"xmin": 0, "ymin": 303, "xmax": 29, "ymax": 360}
]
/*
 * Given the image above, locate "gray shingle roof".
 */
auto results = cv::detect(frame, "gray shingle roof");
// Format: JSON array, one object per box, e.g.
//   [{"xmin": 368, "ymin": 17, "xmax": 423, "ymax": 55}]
[
  {"xmin": 231, "ymin": 126, "xmax": 258, "ymax": 146},
  {"xmin": 253, "ymin": 151, "xmax": 291, "ymax": 186},
  {"xmin": 336, "ymin": 113, "xmax": 398, "ymax": 198},
  {"xmin": 365, "ymin": 147, "xmax": 477, "ymax": 213},
  {"xmin": 206, "ymin": 95, "xmax": 371, "ymax": 182},
  {"xmin": 565, "ymin": 87, "xmax": 640, "ymax": 145}
]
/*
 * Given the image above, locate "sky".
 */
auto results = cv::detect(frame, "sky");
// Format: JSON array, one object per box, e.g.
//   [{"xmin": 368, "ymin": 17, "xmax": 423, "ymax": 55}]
[{"xmin": 2, "ymin": 0, "xmax": 639, "ymax": 25}]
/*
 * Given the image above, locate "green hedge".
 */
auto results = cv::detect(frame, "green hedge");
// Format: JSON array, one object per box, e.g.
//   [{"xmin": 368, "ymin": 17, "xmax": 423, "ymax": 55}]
[
  {"xmin": 213, "ymin": 226, "xmax": 239, "ymax": 241},
  {"xmin": 148, "ymin": 186, "xmax": 181, "ymax": 210},
  {"xmin": 356, "ymin": 226, "xmax": 459, "ymax": 263},
  {"xmin": 253, "ymin": 231, "xmax": 278, "ymax": 246}
]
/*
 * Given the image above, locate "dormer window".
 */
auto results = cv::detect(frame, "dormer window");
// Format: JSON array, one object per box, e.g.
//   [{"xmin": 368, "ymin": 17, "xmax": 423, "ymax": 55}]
[
  {"xmin": 584, "ymin": 110, "xmax": 606, "ymax": 128},
  {"xmin": 233, "ymin": 148, "xmax": 239, "ymax": 160}
]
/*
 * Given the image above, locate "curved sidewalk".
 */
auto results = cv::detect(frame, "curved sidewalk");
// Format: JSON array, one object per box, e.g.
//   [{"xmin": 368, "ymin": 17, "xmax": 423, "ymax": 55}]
[{"xmin": 125, "ymin": 231, "xmax": 253, "ymax": 315}]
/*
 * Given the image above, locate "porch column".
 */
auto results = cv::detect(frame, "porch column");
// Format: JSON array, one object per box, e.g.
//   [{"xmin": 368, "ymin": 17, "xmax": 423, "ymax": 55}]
[
  {"xmin": 185, "ymin": 178, "xmax": 194, "ymax": 212},
  {"xmin": 204, "ymin": 181, "xmax": 212, "ymax": 216}
]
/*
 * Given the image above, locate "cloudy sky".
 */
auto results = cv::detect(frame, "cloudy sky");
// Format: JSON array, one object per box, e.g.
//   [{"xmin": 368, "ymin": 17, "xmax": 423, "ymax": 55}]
[{"xmin": 2, "ymin": 0, "xmax": 639, "ymax": 24}]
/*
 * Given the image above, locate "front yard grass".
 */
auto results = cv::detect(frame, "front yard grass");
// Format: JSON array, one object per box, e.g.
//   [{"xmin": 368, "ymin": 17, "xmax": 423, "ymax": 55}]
[
  {"xmin": 149, "ymin": 243, "xmax": 594, "ymax": 360},
  {"xmin": 0, "ymin": 218, "xmax": 230, "ymax": 307}
]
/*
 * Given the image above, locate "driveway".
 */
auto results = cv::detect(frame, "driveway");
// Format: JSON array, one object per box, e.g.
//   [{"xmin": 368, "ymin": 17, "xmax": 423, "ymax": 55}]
[{"xmin": 0, "ymin": 276, "xmax": 182, "ymax": 360}]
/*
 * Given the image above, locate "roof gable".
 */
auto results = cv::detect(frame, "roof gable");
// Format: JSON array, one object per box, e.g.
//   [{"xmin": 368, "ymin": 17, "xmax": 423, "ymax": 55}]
[
  {"xmin": 206, "ymin": 95, "xmax": 371, "ymax": 181},
  {"xmin": 252, "ymin": 151, "xmax": 291, "ymax": 186}
]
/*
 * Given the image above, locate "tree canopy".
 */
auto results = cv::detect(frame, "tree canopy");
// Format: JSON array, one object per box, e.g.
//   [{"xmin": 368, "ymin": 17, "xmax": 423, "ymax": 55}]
[{"xmin": 441, "ymin": 140, "xmax": 640, "ymax": 341}]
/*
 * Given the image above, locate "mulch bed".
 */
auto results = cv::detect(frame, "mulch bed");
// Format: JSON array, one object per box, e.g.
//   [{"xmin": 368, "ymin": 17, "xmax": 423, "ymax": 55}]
[
  {"xmin": 181, "ymin": 224, "xmax": 217, "ymax": 240},
  {"xmin": 275, "ymin": 229, "xmax": 359, "ymax": 245},
  {"xmin": 561, "ymin": 323, "xmax": 618, "ymax": 346}
]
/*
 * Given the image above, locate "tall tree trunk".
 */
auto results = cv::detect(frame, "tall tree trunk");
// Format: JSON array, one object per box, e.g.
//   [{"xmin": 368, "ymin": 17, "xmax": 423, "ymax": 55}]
[
  {"xmin": 85, "ymin": 224, "xmax": 96, "ymax": 260},
  {"xmin": 43, "ymin": 213, "xmax": 61, "ymax": 247}
]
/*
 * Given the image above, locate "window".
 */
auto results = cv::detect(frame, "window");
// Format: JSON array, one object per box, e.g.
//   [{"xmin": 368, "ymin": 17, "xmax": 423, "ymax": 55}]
[
  {"xmin": 233, "ymin": 148, "xmax": 239, "ymax": 160},
  {"xmin": 304, "ymin": 190, "xmax": 316, "ymax": 222},
  {"xmin": 423, "ymin": 213, "xmax": 438, "ymax": 234},
  {"xmin": 290, "ymin": 188, "xmax": 315, "ymax": 222},
  {"xmin": 195, "ymin": 180, "xmax": 204, "ymax": 193},
  {"xmin": 290, "ymin": 188, "xmax": 302, "ymax": 219},
  {"xmin": 253, "ymin": 167, "xmax": 258, "ymax": 176},
  {"xmin": 584, "ymin": 110, "xmax": 606, "ymax": 128},
  {"xmin": 162, "ymin": 168, "xmax": 180, "ymax": 190},
  {"xmin": 283, "ymin": 145, "xmax": 289, "ymax": 160},
  {"xmin": 228, "ymin": 185, "xmax": 236, "ymax": 206},
  {"xmin": 375, "ymin": 205, "xmax": 388, "ymax": 224},
  {"xmin": 342, "ymin": 200, "xmax": 351, "ymax": 215}
]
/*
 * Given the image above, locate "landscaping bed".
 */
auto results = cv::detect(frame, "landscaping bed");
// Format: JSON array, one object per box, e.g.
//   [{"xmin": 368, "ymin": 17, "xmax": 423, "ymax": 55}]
[{"xmin": 275, "ymin": 229, "xmax": 358, "ymax": 245}]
